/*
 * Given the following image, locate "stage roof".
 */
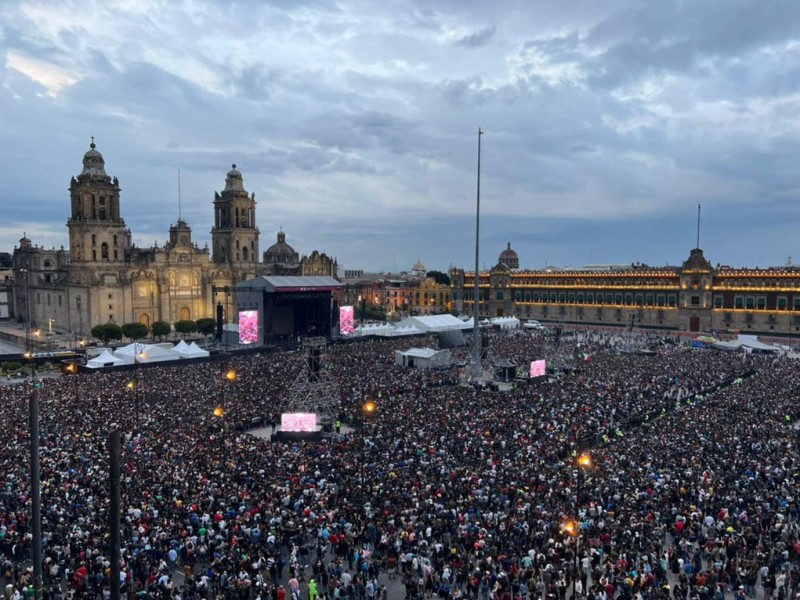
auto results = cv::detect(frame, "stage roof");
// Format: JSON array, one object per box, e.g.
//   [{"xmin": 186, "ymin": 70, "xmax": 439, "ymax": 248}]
[{"xmin": 241, "ymin": 275, "xmax": 342, "ymax": 293}]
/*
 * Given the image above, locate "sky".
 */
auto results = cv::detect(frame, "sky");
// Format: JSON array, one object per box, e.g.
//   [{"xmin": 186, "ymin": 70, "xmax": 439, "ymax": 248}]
[{"xmin": 2, "ymin": 0, "xmax": 800, "ymax": 273}]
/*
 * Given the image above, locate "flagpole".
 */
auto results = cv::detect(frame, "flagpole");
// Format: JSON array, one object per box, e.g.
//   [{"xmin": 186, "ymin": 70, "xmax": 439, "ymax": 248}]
[{"xmin": 471, "ymin": 128, "xmax": 484, "ymax": 382}]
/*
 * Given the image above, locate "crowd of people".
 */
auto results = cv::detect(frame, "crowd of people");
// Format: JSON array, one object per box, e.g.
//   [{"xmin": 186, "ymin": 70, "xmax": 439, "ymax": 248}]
[{"xmin": 0, "ymin": 328, "xmax": 797, "ymax": 600}]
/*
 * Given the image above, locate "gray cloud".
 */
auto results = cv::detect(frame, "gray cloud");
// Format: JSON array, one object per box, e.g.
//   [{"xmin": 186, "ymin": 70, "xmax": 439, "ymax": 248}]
[
  {"xmin": 454, "ymin": 24, "xmax": 496, "ymax": 48},
  {"xmin": 1, "ymin": 0, "xmax": 799, "ymax": 272}
]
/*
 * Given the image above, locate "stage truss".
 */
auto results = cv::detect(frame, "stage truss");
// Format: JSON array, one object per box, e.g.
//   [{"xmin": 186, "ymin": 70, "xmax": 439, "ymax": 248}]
[{"xmin": 283, "ymin": 337, "xmax": 339, "ymax": 425}]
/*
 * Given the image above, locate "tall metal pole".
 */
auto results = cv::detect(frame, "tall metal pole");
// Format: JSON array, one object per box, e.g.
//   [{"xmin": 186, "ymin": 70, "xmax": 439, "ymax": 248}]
[
  {"xmin": 30, "ymin": 380, "xmax": 42, "ymax": 600},
  {"xmin": 109, "ymin": 429, "xmax": 121, "ymax": 600},
  {"xmin": 471, "ymin": 128, "xmax": 484, "ymax": 381}
]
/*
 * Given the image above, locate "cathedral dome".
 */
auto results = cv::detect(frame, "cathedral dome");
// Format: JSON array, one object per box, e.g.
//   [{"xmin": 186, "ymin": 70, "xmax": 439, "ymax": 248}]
[
  {"xmin": 224, "ymin": 163, "xmax": 245, "ymax": 192},
  {"xmin": 81, "ymin": 140, "xmax": 107, "ymax": 177},
  {"xmin": 412, "ymin": 260, "xmax": 426, "ymax": 273},
  {"xmin": 264, "ymin": 231, "xmax": 299, "ymax": 264},
  {"xmin": 499, "ymin": 242, "xmax": 519, "ymax": 270}
]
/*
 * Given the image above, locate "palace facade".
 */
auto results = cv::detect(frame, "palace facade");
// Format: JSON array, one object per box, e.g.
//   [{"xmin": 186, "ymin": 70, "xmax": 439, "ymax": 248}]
[
  {"xmin": 12, "ymin": 141, "xmax": 337, "ymax": 337},
  {"xmin": 450, "ymin": 244, "xmax": 800, "ymax": 336}
]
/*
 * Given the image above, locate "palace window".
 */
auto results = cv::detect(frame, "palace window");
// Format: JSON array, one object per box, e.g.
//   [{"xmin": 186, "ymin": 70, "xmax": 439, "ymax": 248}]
[
  {"xmin": 668, "ymin": 294, "xmax": 677, "ymax": 307},
  {"xmin": 756, "ymin": 297, "xmax": 766, "ymax": 310},
  {"xmin": 577, "ymin": 293, "xmax": 584, "ymax": 303},
  {"xmin": 550, "ymin": 292, "xmax": 557, "ymax": 302},
  {"xmin": 745, "ymin": 297, "xmax": 754, "ymax": 309},
  {"xmin": 625, "ymin": 293, "xmax": 633, "ymax": 305},
  {"xmin": 691, "ymin": 296, "xmax": 700, "ymax": 306},
  {"xmin": 605, "ymin": 293, "xmax": 613, "ymax": 304},
  {"xmin": 657, "ymin": 294, "xmax": 666, "ymax": 307},
  {"xmin": 777, "ymin": 297, "xmax": 787, "ymax": 310},
  {"xmin": 567, "ymin": 293, "xmax": 575, "ymax": 303},
  {"xmin": 734, "ymin": 296, "xmax": 744, "ymax": 309},
  {"xmin": 635, "ymin": 293, "xmax": 644, "ymax": 306},
  {"xmin": 793, "ymin": 297, "xmax": 800, "ymax": 310},
  {"xmin": 515, "ymin": 291, "xmax": 522, "ymax": 302},
  {"xmin": 646, "ymin": 294, "xmax": 654, "ymax": 306},
  {"xmin": 531, "ymin": 292, "xmax": 538, "ymax": 302},
  {"xmin": 558, "ymin": 292, "xmax": 566, "ymax": 303},
  {"xmin": 586, "ymin": 293, "xmax": 594, "ymax": 303},
  {"xmin": 713, "ymin": 296, "xmax": 723, "ymax": 309}
]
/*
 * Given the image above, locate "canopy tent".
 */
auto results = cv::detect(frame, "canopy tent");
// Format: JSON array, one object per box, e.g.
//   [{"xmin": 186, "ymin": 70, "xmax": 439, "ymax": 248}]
[
  {"xmin": 394, "ymin": 347, "xmax": 452, "ymax": 369},
  {"xmin": 395, "ymin": 315, "xmax": 473, "ymax": 333},
  {"xmin": 86, "ymin": 349, "xmax": 125, "ymax": 369},
  {"xmin": 113, "ymin": 343, "xmax": 180, "ymax": 365},
  {"xmin": 173, "ymin": 340, "xmax": 190, "ymax": 353},
  {"xmin": 177, "ymin": 341, "xmax": 210, "ymax": 358},
  {"xmin": 391, "ymin": 325, "xmax": 424, "ymax": 336},
  {"xmin": 493, "ymin": 358, "xmax": 517, "ymax": 382},
  {"xmin": 353, "ymin": 323, "xmax": 395, "ymax": 337},
  {"xmin": 711, "ymin": 338, "xmax": 781, "ymax": 353},
  {"xmin": 490, "ymin": 316, "xmax": 520, "ymax": 330}
]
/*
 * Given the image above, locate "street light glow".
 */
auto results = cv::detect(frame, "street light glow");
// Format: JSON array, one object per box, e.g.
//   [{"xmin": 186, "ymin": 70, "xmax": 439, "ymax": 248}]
[
  {"xmin": 213, "ymin": 406, "xmax": 224, "ymax": 418},
  {"xmin": 362, "ymin": 400, "xmax": 376, "ymax": 415},
  {"xmin": 577, "ymin": 453, "xmax": 592, "ymax": 469},
  {"xmin": 225, "ymin": 370, "xmax": 236, "ymax": 381}
]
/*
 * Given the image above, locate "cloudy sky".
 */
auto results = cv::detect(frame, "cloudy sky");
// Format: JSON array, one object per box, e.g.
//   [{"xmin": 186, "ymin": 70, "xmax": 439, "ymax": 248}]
[{"xmin": 2, "ymin": 0, "xmax": 800, "ymax": 273}]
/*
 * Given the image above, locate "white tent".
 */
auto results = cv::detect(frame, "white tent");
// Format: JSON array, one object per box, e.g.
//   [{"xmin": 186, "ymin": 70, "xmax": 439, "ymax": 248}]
[
  {"xmin": 391, "ymin": 325, "xmax": 424, "ymax": 336},
  {"xmin": 181, "ymin": 341, "xmax": 210, "ymax": 358},
  {"xmin": 113, "ymin": 343, "xmax": 180, "ymax": 365},
  {"xmin": 395, "ymin": 315, "xmax": 472, "ymax": 333},
  {"xmin": 86, "ymin": 349, "xmax": 125, "ymax": 369},
  {"xmin": 173, "ymin": 340, "xmax": 190, "ymax": 353},
  {"xmin": 394, "ymin": 347, "xmax": 452, "ymax": 369},
  {"xmin": 354, "ymin": 323, "xmax": 394, "ymax": 337},
  {"xmin": 711, "ymin": 338, "xmax": 780, "ymax": 353},
  {"xmin": 490, "ymin": 316, "xmax": 520, "ymax": 330}
]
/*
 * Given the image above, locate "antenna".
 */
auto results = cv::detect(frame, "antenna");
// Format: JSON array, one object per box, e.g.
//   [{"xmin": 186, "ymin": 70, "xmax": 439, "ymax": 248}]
[
  {"xmin": 696, "ymin": 203, "xmax": 701, "ymax": 249},
  {"xmin": 178, "ymin": 169, "xmax": 182, "ymax": 221}
]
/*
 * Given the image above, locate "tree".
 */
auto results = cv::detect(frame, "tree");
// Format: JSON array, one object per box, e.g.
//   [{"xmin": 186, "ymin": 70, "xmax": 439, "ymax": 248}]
[
  {"xmin": 196, "ymin": 318, "xmax": 216, "ymax": 336},
  {"xmin": 122, "ymin": 322, "xmax": 149, "ymax": 341},
  {"xmin": 151, "ymin": 320, "xmax": 171, "ymax": 340},
  {"xmin": 426, "ymin": 270, "xmax": 451, "ymax": 286},
  {"xmin": 174, "ymin": 320, "xmax": 197, "ymax": 336},
  {"xmin": 363, "ymin": 303, "xmax": 387, "ymax": 322},
  {"xmin": 91, "ymin": 323, "xmax": 123, "ymax": 345}
]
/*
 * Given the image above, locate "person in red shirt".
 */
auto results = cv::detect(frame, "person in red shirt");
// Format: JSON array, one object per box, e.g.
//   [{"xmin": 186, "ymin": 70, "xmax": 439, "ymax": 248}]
[{"xmin": 277, "ymin": 584, "xmax": 286, "ymax": 600}]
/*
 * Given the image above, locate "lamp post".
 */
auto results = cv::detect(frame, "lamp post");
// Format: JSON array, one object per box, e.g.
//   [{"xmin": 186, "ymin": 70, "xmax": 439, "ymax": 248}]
[
  {"xmin": 66, "ymin": 362, "xmax": 79, "ymax": 404},
  {"xmin": 215, "ymin": 369, "xmax": 236, "ymax": 435},
  {"xmin": 361, "ymin": 400, "xmax": 377, "ymax": 521},
  {"xmin": 573, "ymin": 452, "xmax": 593, "ymax": 599}
]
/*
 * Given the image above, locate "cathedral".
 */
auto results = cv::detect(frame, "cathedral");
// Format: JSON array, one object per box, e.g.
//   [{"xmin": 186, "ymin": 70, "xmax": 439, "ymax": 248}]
[{"xmin": 12, "ymin": 140, "xmax": 337, "ymax": 337}]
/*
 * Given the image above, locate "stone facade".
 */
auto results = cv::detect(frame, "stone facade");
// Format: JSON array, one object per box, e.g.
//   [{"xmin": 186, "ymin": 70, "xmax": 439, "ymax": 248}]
[
  {"xmin": 11, "ymin": 141, "xmax": 337, "ymax": 337},
  {"xmin": 451, "ymin": 246, "xmax": 800, "ymax": 336}
]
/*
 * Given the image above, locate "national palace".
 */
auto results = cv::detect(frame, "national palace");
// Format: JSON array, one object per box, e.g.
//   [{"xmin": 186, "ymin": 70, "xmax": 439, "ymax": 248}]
[{"xmin": 450, "ymin": 244, "xmax": 800, "ymax": 336}]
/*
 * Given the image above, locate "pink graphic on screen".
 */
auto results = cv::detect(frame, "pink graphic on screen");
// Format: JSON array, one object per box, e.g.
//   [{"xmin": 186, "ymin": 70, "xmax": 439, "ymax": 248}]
[
  {"xmin": 530, "ymin": 359, "xmax": 547, "ymax": 377},
  {"xmin": 238, "ymin": 310, "xmax": 259, "ymax": 345},
  {"xmin": 340, "ymin": 305, "xmax": 355, "ymax": 335},
  {"xmin": 281, "ymin": 412, "xmax": 318, "ymax": 432}
]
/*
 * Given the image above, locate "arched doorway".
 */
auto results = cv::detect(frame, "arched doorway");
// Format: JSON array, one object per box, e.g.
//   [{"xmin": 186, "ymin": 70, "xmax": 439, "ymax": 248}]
[
  {"xmin": 138, "ymin": 313, "xmax": 151, "ymax": 328},
  {"xmin": 180, "ymin": 306, "xmax": 191, "ymax": 321}
]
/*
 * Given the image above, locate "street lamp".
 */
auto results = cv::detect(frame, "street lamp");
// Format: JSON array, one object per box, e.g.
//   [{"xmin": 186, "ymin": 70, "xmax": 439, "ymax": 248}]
[
  {"xmin": 573, "ymin": 452, "xmax": 593, "ymax": 599},
  {"xmin": 360, "ymin": 400, "xmax": 377, "ymax": 519},
  {"xmin": 65, "ymin": 362, "xmax": 79, "ymax": 404}
]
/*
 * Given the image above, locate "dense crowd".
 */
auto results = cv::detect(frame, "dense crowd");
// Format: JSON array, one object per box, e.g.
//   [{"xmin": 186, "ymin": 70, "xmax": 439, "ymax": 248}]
[{"xmin": 0, "ymin": 329, "xmax": 798, "ymax": 600}]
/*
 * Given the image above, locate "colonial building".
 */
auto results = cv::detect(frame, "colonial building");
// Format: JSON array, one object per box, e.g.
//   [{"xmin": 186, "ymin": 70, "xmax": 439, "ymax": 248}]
[
  {"xmin": 12, "ymin": 141, "xmax": 337, "ymax": 337},
  {"xmin": 450, "ymin": 244, "xmax": 800, "ymax": 336}
]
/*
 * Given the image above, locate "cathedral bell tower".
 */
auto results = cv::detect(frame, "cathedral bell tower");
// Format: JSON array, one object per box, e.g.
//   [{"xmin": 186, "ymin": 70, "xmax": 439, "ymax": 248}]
[
  {"xmin": 211, "ymin": 164, "xmax": 260, "ymax": 268},
  {"xmin": 67, "ymin": 139, "xmax": 131, "ymax": 264}
]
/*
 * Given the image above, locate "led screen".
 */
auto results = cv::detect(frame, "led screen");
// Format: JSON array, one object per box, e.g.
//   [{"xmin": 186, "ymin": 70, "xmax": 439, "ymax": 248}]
[
  {"xmin": 281, "ymin": 412, "xmax": 318, "ymax": 432},
  {"xmin": 530, "ymin": 359, "xmax": 547, "ymax": 378},
  {"xmin": 238, "ymin": 310, "xmax": 259, "ymax": 345},
  {"xmin": 340, "ymin": 305, "xmax": 355, "ymax": 335}
]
